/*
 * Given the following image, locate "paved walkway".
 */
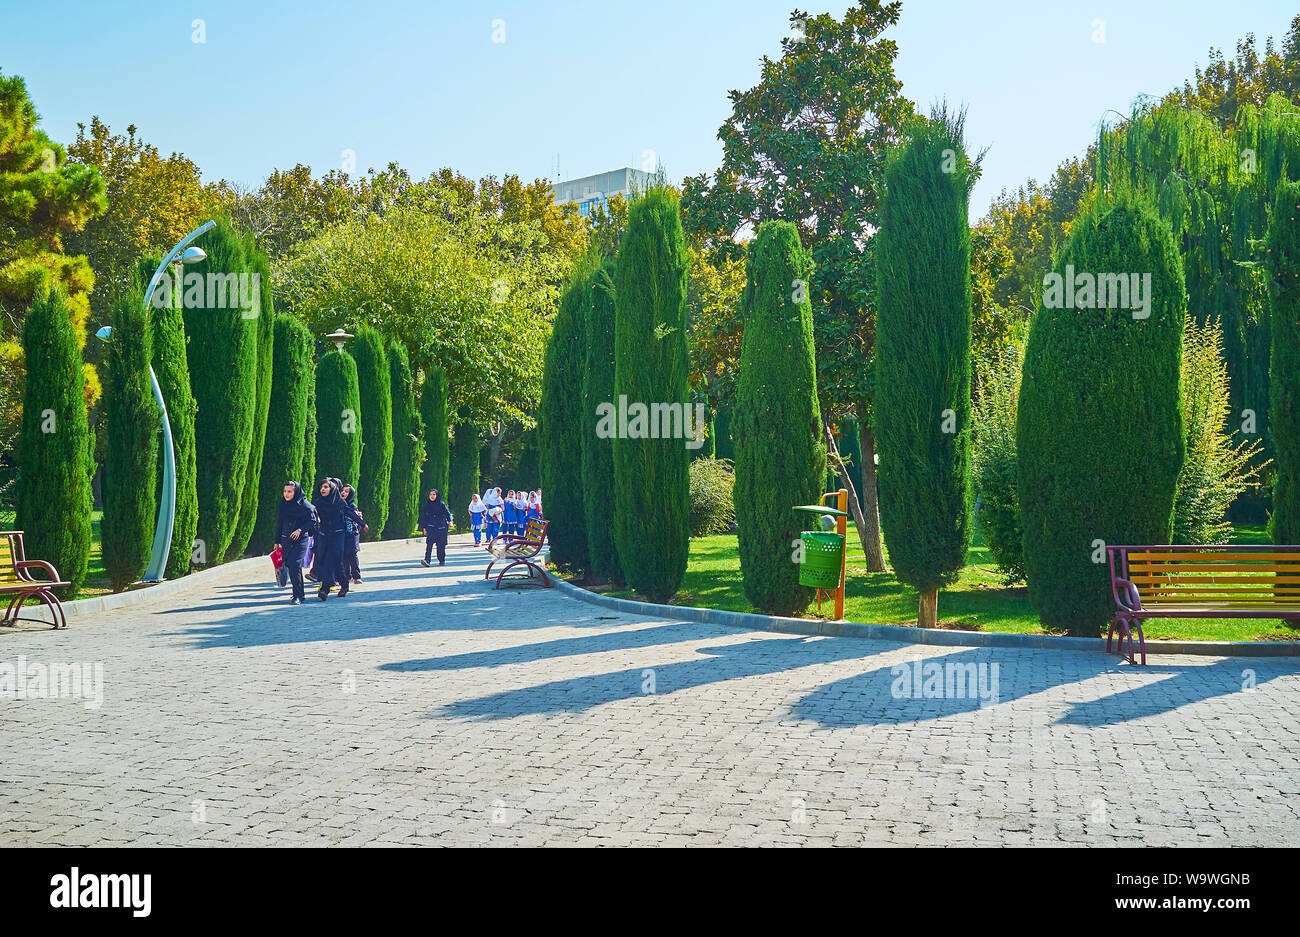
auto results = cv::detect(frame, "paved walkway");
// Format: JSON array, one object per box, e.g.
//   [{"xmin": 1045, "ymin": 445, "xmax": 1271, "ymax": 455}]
[{"xmin": 2, "ymin": 535, "xmax": 1298, "ymax": 846}]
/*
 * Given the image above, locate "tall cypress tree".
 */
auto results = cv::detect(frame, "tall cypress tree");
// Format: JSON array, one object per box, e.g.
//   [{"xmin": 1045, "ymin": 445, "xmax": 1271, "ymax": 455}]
[
  {"xmin": 314, "ymin": 346, "xmax": 362, "ymax": 488},
  {"xmin": 582, "ymin": 258, "xmax": 623, "ymax": 583},
  {"xmin": 226, "ymin": 242, "xmax": 275, "ymax": 559},
  {"xmin": 1018, "ymin": 189, "xmax": 1186, "ymax": 634},
  {"xmin": 141, "ymin": 254, "xmax": 199, "ymax": 580},
  {"xmin": 303, "ymin": 367, "xmax": 317, "ymax": 490},
  {"xmin": 352, "ymin": 324, "xmax": 392, "ymax": 539},
  {"xmin": 182, "ymin": 221, "xmax": 257, "ymax": 564},
  {"xmin": 250, "ymin": 315, "xmax": 313, "ymax": 553},
  {"xmin": 1269, "ymin": 179, "xmax": 1300, "ymax": 544},
  {"xmin": 874, "ymin": 111, "xmax": 977, "ymax": 629},
  {"xmin": 539, "ymin": 263, "xmax": 589, "ymax": 571},
  {"xmin": 613, "ymin": 188, "xmax": 691, "ymax": 602},
  {"xmin": 734, "ymin": 221, "xmax": 826, "ymax": 615},
  {"xmin": 385, "ymin": 341, "xmax": 423, "ymax": 539},
  {"xmin": 419, "ymin": 364, "xmax": 449, "ymax": 502},
  {"xmin": 449, "ymin": 411, "xmax": 479, "ymax": 530},
  {"xmin": 101, "ymin": 276, "xmax": 160, "ymax": 591},
  {"xmin": 16, "ymin": 281, "xmax": 93, "ymax": 596}
]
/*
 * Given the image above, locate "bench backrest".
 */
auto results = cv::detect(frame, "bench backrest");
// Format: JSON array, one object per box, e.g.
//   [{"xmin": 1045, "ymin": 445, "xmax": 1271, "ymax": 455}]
[
  {"xmin": 1109, "ymin": 545, "xmax": 1300, "ymax": 608},
  {"xmin": 0, "ymin": 531, "xmax": 25, "ymax": 584},
  {"xmin": 523, "ymin": 518, "xmax": 547, "ymax": 544}
]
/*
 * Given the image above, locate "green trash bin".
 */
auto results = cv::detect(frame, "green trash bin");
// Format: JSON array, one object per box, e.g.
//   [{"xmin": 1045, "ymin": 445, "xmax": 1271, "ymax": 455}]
[{"xmin": 798, "ymin": 531, "xmax": 845, "ymax": 589}]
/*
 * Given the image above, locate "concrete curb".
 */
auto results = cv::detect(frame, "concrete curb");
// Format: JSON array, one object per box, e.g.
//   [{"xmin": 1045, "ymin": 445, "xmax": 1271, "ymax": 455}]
[
  {"xmin": 19, "ymin": 537, "xmax": 432, "ymax": 626},
  {"xmin": 543, "ymin": 569, "xmax": 1300, "ymax": 659}
]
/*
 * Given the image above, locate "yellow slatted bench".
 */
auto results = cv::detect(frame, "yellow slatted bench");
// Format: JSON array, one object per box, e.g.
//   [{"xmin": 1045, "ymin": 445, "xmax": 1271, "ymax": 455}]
[
  {"xmin": 1107, "ymin": 544, "xmax": 1300, "ymax": 664},
  {"xmin": 484, "ymin": 518, "xmax": 551, "ymax": 589},
  {"xmin": 1, "ymin": 530, "xmax": 70, "ymax": 629}
]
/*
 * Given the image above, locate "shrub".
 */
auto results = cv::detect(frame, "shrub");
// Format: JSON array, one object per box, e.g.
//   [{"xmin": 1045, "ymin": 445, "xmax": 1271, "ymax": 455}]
[
  {"xmin": 225, "ymin": 241, "xmax": 275, "ymax": 560},
  {"xmin": 16, "ymin": 282, "xmax": 93, "ymax": 596},
  {"xmin": 1269, "ymin": 179, "xmax": 1300, "ymax": 544},
  {"xmin": 314, "ymin": 347, "xmax": 362, "ymax": 488},
  {"xmin": 101, "ymin": 276, "xmax": 160, "ymax": 591},
  {"xmin": 582, "ymin": 258, "xmax": 623, "ymax": 583},
  {"xmin": 613, "ymin": 188, "xmax": 691, "ymax": 602},
  {"xmin": 1018, "ymin": 190, "xmax": 1186, "ymax": 635},
  {"xmin": 1176, "ymin": 316, "xmax": 1266, "ymax": 544},
  {"xmin": 734, "ymin": 221, "xmax": 825, "ymax": 615},
  {"xmin": 689, "ymin": 457, "xmax": 736, "ymax": 537},
  {"xmin": 385, "ymin": 341, "xmax": 423, "ymax": 540},
  {"xmin": 141, "ymin": 254, "xmax": 198, "ymax": 579},
  {"xmin": 972, "ymin": 341, "xmax": 1026, "ymax": 583},
  {"xmin": 250, "ymin": 315, "xmax": 313, "ymax": 554},
  {"xmin": 539, "ymin": 264, "xmax": 589, "ymax": 571},
  {"xmin": 183, "ymin": 221, "xmax": 258, "ymax": 563},
  {"xmin": 353, "ymin": 324, "xmax": 392, "ymax": 539},
  {"xmin": 875, "ymin": 110, "xmax": 977, "ymax": 627}
]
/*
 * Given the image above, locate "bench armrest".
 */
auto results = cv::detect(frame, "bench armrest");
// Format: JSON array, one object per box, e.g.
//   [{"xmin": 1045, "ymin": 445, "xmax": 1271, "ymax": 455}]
[
  {"xmin": 1112, "ymin": 577, "xmax": 1142, "ymax": 612},
  {"xmin": 15, "ymin": 559, "xmax": 61, "ymax": 583}
]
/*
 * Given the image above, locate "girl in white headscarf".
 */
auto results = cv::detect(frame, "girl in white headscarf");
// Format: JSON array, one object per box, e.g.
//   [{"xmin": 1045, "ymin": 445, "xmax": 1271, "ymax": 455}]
[
  {"xmin": 483, "ymin": 488, "xmax": 503, "ymax": 540},
  {"xmin": 468, "ymin": 493, "xmax": 488, "ymax": 546}
]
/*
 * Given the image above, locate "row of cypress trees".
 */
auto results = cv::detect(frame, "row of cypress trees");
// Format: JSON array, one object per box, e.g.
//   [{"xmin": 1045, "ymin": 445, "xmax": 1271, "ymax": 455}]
[
  {"xmin": 16, "ymin": 217, "xmax": 434, "ymax": 595},
  {"xmin": 536, "ymin": 187, "xmax": 694, "ymax": 602}
]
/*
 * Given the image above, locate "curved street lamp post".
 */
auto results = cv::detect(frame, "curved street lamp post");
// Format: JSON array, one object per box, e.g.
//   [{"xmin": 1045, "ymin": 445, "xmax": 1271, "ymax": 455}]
[{"xmin": 98, "ymin": 220, "xmax": 215, "ymax": 583}]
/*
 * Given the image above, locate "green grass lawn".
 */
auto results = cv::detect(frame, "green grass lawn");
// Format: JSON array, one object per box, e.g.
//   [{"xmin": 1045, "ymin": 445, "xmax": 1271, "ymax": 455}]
[{"xmin": 597, "ymin": 522, "xmax": 1300, "ymax": 643}]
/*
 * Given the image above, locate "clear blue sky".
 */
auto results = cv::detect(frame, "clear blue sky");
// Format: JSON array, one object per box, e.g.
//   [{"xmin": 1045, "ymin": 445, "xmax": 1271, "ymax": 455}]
[{"xmin": 2, "ymin": 0, "xmax": 1295, "ymax": 218}]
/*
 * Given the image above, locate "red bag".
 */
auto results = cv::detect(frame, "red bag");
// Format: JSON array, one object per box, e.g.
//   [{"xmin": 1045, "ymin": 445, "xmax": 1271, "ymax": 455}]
[{"xmin": 270, "ymin": 546, "xmax": 288, "ymax": 587}]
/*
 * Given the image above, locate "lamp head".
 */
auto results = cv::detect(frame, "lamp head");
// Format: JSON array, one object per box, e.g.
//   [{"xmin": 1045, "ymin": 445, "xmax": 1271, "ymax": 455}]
[
  {"xmin": 325, "ymin": 328, "xmax": 354, "ymax": 352},
  {"xmin": 179, "ymin": 246, "xmax": 207, "ymax": 265}
]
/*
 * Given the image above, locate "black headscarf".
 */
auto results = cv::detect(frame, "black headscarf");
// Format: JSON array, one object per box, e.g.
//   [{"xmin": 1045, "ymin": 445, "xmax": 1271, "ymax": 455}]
[
  {"xmin": 277, "ymin": 480, "xmax": 317, "ymax": 540},
  {"xmin": 419, "ymin": 488, "xmax": 452, "ymax": 528}
]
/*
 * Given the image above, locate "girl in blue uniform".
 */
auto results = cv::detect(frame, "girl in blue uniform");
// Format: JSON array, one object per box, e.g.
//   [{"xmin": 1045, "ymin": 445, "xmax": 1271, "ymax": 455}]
[
  {"xmin": 468, "ymin": 494, "xmax": 487, "ymax": 545},
  {"xmin": 503, "ymin": 490, "xmax": 518, "ymax": 535}
]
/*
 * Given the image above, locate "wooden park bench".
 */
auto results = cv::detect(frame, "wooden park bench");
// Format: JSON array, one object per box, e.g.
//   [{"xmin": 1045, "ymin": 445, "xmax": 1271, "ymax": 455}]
[
  {"xmin": 485, "ymin": 518, "xmax": 551, "ymax": 590},
  {"xmin": 1, "ymin": 530, "xmax": 70, "ymax": 629},
  {"xmin": 1107, "ymin": 544, "xmax": 1300, "ymax": 664}
]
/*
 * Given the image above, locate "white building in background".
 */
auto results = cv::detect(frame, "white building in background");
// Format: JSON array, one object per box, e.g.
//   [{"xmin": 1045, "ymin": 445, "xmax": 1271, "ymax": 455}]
[{"xmin": 551, "ymin": 168, "xmax": 654, "ymax": 217}]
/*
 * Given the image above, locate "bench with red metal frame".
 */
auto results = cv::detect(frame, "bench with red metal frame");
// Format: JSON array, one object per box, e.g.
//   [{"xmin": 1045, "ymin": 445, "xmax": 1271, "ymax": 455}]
[
  {"xmin": 1107, "ymin": 544, "xmax": 1300, "ymax": 664},
  {"xmin": 484, "ymin": 518, "xmax": 551, "ymax": 589},
  {"xmin": 1, "ymin": 530, "xmax": 70, "ymax": 629}
]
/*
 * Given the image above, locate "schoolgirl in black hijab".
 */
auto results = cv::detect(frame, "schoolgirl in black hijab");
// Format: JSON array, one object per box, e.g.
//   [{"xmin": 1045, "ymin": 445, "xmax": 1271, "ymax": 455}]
[
  {"xmin": 340, "ymin": 482, "xmax": 364, "ymax": 584},
  {"xmin": 275, "ymin": 482, "xmax": 318, "ymax": 604},
  {"xmin": 312, "ymin": 478, "xmax": 365, "ymax": 600}
]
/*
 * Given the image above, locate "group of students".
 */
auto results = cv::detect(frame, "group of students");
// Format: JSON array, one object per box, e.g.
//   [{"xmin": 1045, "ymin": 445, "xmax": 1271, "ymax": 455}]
[
  {"xmin": 467, "ymin": 488, "xmax": 542, "ymax": 546},
  {"xmin": 274, "ymin": 477, "xmax": 369, "ymax": 604},
  {"xmin": 273, "ymin": 480, "xmax": 541, "ymax": 604}
]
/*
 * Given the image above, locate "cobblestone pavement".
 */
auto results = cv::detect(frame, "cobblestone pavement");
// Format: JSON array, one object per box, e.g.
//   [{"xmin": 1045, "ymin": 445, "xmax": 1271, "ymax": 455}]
[{"xmin": 2, "ymin": 535, "xmax": 1298, "ymax": 846}]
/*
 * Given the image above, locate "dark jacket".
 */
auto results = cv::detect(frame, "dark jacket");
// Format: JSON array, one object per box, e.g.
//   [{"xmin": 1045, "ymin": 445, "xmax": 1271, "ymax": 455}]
[
  {"xmin": 419, "ymin": 491, "xmax": 452, "ymax": 532},
  {"xmin": 276, "ymin": 482, "xmax": 318, "ymax": 545},
  {"xmin": 341, "ymin": 486, "xmax": 362, "ymax": 538},
  {"xmin": 313, "ymin": 480, "xmax": 364, "ymax": 535}
]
